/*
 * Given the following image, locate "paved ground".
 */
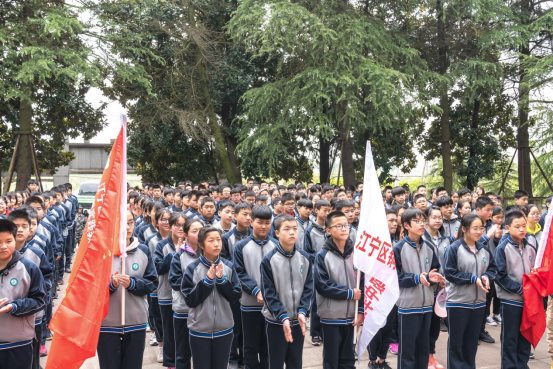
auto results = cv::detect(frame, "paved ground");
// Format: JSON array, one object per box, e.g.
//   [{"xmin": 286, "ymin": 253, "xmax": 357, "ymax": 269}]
[{"xmin": 41, "ymin": 276, "xmax": 552, "ymax": 369}]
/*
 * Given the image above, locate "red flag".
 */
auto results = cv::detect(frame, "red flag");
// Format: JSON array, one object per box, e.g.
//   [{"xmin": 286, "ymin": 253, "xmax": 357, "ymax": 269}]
[
  {"xmin": 46, "ymin": 126, "xmax": 127, "ymax": 369},
  {"xmin": 521, "ymin": 205, "xmax": 553, "ymax": 347}
]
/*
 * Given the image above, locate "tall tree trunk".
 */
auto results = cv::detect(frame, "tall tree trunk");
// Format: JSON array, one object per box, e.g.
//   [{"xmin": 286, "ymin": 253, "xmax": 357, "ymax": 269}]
[
  {"xmin": 466, "ymin": 98, "xmax": 480, "ymax": 190},
  {"xmin": 517, "ymin": 0, "xmax": 532, "ymax": 196},
  {"xmin": 340, "ymin": 132, "xmax": 355, "ymax": 188},
  {"xmin": 319, "ymin": 137, "xmax": 331, "ymax": 183},
  {"xmin": 436, "ymin": 0, "xmax": 453, "ymax": 193},
  {"xmin": 220, "ymin": 102, "xmax": 242, "ymax": 183},
  {"xmin": 15, "ymin": 98, "xmax": 33, "ymax": 191}
]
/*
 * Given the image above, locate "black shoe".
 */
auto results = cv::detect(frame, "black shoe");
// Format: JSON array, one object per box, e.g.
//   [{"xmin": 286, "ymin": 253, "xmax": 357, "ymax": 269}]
[
  {"xmin": 440, "ymin": 318, "xmax": 448, "ymax": 332},
  {"xmin": 378, "ymin": 362, "xmax": 392, "ymax": 369},
  {"xmin": 479, "ymin": 330, "xmax": 495, "ymax": 343},
  {"xmin": 311, "ymin": 336, "xmax": 322, "ymax": 346},
  {"xmin": 529, "ymin": 352, "xmax": 535, "ymax": 359},
  {"xmin": 64, "ymin": 268, "xmax": 72, "ymax": 273},
  {"xmin": 367, "ymin": 362, "xmax": 379, "ymax": 369}
]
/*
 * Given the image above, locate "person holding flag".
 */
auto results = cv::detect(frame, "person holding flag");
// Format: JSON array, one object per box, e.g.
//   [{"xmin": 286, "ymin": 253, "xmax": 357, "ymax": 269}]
[
  {"xmin": 97, "ymin": 210, "xmax": 158, "ymax": 369},
  {"xmin": 314, "ymin": 210, "xmax": 363, "ymax": 369}
]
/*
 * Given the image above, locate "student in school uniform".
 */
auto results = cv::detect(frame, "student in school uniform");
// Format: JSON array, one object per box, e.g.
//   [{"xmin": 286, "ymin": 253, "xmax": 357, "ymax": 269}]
[
  {"xmin": 8, "ymin": 209, "xmax": 52, "ymax": 369},
  {"xmin": 305, "ymin": 199, "xmax": 332, "ymax": 346},
  {"xmin": 233, "ymin": 205, "xmax": 278, "ymax": 369},
  {"xmin": 393, "ymin": 208, "xmax": 445, "ymax": 369},
  {"xmin": 214, "ymin": 200, "xmax": 235, "ymax": 234},
  {"xmin": 494, "ymin": 209, "xmax": 535, "ymax": 369},
  {"xmin": 199, "ymin": 197, "xmax": 218, "ymax": 226},
  {"xmin": 0, "ymin": 219, "xmax": 46, "ymax": 369},
  {"xmin": 181, "ymin": 226, "xmax": 242, "ymax": 369},
  {"xmin": 261, "ymin": 214, "xmax": 313, "ymax": 369},
  {"xmin": 169, "ymin": 219, "xmax": 203, "ymax": 369},
  {"xmin": 443, "ymin": 213, "xmax": 496, "ymax": 369},
  {"xmin": 154, "ymin": 212, "xmax": 187, "ymax": 368},
  {"xmin": 97, "ymin": 210, "xmax": 158, "ymax": 369},
  {"xmin": 295, "ymin": 198, "xmax": 312, "ymax": 251},
  {"xmin": 314, "ymin": 211, "xmax": 363, "ymax": 369},
  {"xmin": 436, "ymin": 196, "xmax": 460, "ymax": 240}
]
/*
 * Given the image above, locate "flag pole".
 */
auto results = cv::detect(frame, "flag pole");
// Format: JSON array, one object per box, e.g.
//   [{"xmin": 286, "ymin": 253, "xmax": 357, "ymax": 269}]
[
  {"xmin": 120, "ymin": 114, "xmax": 128, "ymax": 327},
  {"xmin": 121, "ymin": 256, "xmax": 126, "ymax": 326},
  {"xmin": 353, "ymin": 269, "xmax": 361, "ymax": 344}
]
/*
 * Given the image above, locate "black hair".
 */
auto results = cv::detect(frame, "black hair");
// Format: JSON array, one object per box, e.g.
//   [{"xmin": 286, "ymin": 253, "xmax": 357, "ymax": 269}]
[
  {"xmin": 492, "ymin": 206, "xmax": 504, "ymax": 217},
  {"xmin": 505, "ymin": 209, "xmax": 526, "ymax": 226},
  {"xmin": 244, "ymin": 190, "xmax": 256, "ymax": 198},
  {"xmin": 230, "ymin": 188, "xmax": 241, "ymax": 195},
  {"xmin": 274, "ymin": 214, "xmax": 296, "ymax": 231},
  {"xmin": 475, "ymin": 196, "xmax": 494, "ymax": 210},
  {"xmin": 8, "ymin": 208, "xmax": 32, "ymax": 225},
  {"xmin": 425, "ymin": 205, "xmax": 442, "ymax": 218},
  {"xmin": 315, "ymin": 199, "xmax": 331, "ymax": 209},
  {"xmin": 169, "ymin": 212, "xmax": 188, "ymax": 227},
  {"xmin": 417, "ymin": 184, "xmax": 426, "ymax": 190},
  {"xmin": 385, "ymin": 208, "xmax": 398, "ymax": 216},
  {"xmin": 335, "ymin": 200, "xmax": 354, "ymax": 212},
  {"xmin": 391, "ymin": 186, "xmax": 406, "ymax": 197},
  {"xmin": 0, "ymin": 219, "xmax": 17, "ymax": 237},
  {"xmin": 25, "ymin": 196, "xmax": 44, "ymax": 208},
  {"xmin": 280, "ymin": 192, "xmax": 295, "ymax": 204},
  {"xmin": 325, "ymin": 210, "xmax": 347, "ymax": 228},
  {"xmin": 401, "ymin": 208, "xmax": 426, "ymax": 229},
  {"xmin": 413, "ymin": 193, "xmax": 427, "ymax": 202},
  {"xmin": 183, "ymin": 219, "xmax": 204, "ymax": 233},
  {"xmin": 27, "ymin": 179, "xmax": 39, "ymax": 185},
  {"xmin": 151, "ymin": 184, "xmax": 162, "ymax": 190},
  {"xmin": 436, "ymin": 196, "xmax": 453, "ymax": 207},
  {"xmin": 198, "ymin": 226, "xmax": 222, "ymax": 249},
  {"xmin": 272, "ymin": 197, "xmax": 282, "ymax": 206},
  {"xmin": 457, "ymin": 213, "xmax": 483, "ymax": 240},
  {"xmin": 321, "ymin": 186, "xmax": 334, "ymax": 195},
  {"xmin": 234, "ymin": 201, "xmax": 253, "ymax": 214},
  {"xmin": 436, "ymin": 186, "xmax": 448, "ymax": 195},
  {"xmin": 514, "ymin": 189, "xmax": 529, "ymax": 199},
  {"xmin": 218, "ymin": 200, "xmax": 234, "ymax": 211},
  {"xmin": 163, "ymin": 187, "xmax": 175, "ymax": 196},
  {"xmin": 297, "ymin": 198, "xmax": 313, "ymax": 209},
  {"xmin": 256, "ymin": 195, "xmax": 269, "ymax": 203},
  {"xmin": 200, "ymin": 197, "xmax": 216, "ymax": 207},
  {"xmin": 294, "ymin": 193, "xmax": 308, "ymax": 201},
  {"xmin": 155, "ymin": 207, "xmax": 171, "ymax": 224},
  {"xmin": 458, "ymin": 188, "xmax": 471, "ymax": 197},
  {"xmin": 252, "ymin": 205, "xmax": 273, "ymax": 220}
]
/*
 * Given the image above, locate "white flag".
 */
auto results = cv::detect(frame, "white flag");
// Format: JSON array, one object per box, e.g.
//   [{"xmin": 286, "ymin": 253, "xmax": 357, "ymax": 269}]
[{"xmin": 353, "ymin": 142, "xmax": 400, "ymax": 358}]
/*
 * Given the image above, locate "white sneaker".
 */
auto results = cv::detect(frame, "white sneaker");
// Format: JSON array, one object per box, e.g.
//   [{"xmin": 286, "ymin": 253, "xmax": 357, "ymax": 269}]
[
  {"xmin": 157, "ymin": 345, "xmax": 163, "ymax": 363},
  {"xmin": 149, "ymin": 333, "xmax": 158, "ymax": 346},
  {"xmin": 486, "ymin": 316, "xmax": 498, "ymax": 326}
]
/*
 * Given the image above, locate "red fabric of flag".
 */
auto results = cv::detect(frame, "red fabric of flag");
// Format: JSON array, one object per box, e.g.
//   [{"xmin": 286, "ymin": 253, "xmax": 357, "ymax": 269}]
[{"xmin": 46, "ymin": 126, "xmax": 125, "ymax": 369}]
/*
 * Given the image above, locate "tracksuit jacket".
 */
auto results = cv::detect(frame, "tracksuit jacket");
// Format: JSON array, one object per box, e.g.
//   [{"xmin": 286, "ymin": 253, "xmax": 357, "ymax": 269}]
[
  {"xmin": 100, "ymin": 239, "xmax": 158, "ymax": 333},
  {"xmin": 494, "ymin": 235, "xmax": 536, "ymax": 307},
  {"xmin": 444, "ymin": 239, "xmax": 496, "ymax": 308},
  {"xmin": 233, "ymin": 236, "xmax": 278, "ymax": 311},
  {"xmin": 169, "ymin": 244, "xmax": 198, "ymax": 318},
  {"xmin": 393, "ymin": 236, "xmax": 440, "ymax": 314},
  {"xmin": 154, "ymin": 237, "xmax": 177, "ymax": 306},
  {"xmin": 260, "ymin": 243, "xmax": 313, "ymax": 325},
  {"xmin": 314, "ymin": 238, "xmax": 363, "ymax": 324},
  {"xmin": 221, "ymin": 227, "xmax": 252, "ymax": 261},
  {"xmin": 442, "ymin": 217, "xmax": 461, "ymax": 239},
  {"xmin": 0, "ymin": 252, "xmax": 46, "ymax": 347},
  {"xmin": 422, "ymin": 230, "xmax": 451, "ymax": 273},
  {"xmin": 181, "ymin": 255, "xmax": 241, "ymax": 337},
  {"xmin": 305, "ymin": 222, "xmax": 326, "ymax": 263}
]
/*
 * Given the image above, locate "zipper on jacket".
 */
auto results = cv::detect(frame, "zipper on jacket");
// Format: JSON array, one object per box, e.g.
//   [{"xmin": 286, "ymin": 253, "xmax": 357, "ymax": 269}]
[
  {"xmin": 289, "ymin": 258, "xmax": 296, "ymax": 319},
  {"xmin": 211, "ymin": 265, "xmax": 217, "ymax": 336},
  {"xmin": 472, "ymin": 249, "xmax": 479, "ymax": 305},
  {"xmin": 416, "ymin": 245, "xmax": 426, "ymax": 307},
  {"xmin": 519, "ymin": 247, "xmax": 527, "ymax": 274},
  {"xmin": 344, "ymin": 258, "xmax": 351, "ymax": 318}
]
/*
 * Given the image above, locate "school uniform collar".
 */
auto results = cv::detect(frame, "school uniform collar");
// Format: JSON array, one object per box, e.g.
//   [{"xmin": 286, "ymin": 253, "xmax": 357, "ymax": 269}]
[
  {"xmin": 276, "ymin": 242, "xmax": 296, "ymax": 258},
  {"xmin": 180, "ymin": 242, "xmax": 197, "ymax": 257},
  {"xmin": 199, "ymin": 254, "xmax": 221, "ymax": 267},
  {"xmin": 18, "ymin": 240, "xmax": 33, "ymax": 255},
  {"xmin": 403, "ymin": 236, "xmax": 421, "ymax": 249},
  {"xmin": 311, "ymin": 222, "xmax": 325, "ymax": 233},
  {"xmin": 460, "ymin": 238, "xmax": 485, "ymax": 252},
  {"xmin": 233, "ymin": 226, "xmax": 252, "ymax": 240},
  {"xmin": 0, "ymin": 251, "xmax": 21, "ymax": 275},
  {"xmin": 323, "ymin": 237, "xmax": 354, "ymax": 258},
  {"xmin": 166, "ymin": 237, "xmax": 177, "ymax": 252},
  {"xmin": 250, "ymin": 235, "xmax": 270, "ymax": 246},
  {"xmin": 126, "ymin": 238, "xmax": 140, "ymax": 253},
  {"xmin": 442, "ymin": 216, "xmax": 458, "ymax": 224},
  {"xmin": 296, "ymin": 216, "xmax": 309, "ymax": 227},
  {"xmin": 199, "ymin": 215, "xmax": 215, "ymax": 225},
  {"xmin": 505, "ymin": 234, "xmax": 528, "ymax": 249}
]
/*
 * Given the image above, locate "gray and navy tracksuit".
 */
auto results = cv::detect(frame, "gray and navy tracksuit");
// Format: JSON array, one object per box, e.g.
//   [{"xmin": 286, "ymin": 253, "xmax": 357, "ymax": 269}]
[
  {"xmin": 261, "ymin": 243, "xmax": 313, "ymax": 369},
  {"xmin": 422, "ymin": 230, "xmax": 451, "ymax": 356},
  {"xmin": 305, "ymin": 222, "xmax": 326, "ymax": 340},
  {"xmin": 19, "ymin": 241, "xmax": 53, "ymax": 369},
  {"xmin": 222, "ymin": 226, "xmax": 251, "ymax": 364},
  {"xmin": 314, "ymin": 238, "xmax": 362, "ymax": 369},
  {"xmin": 494, "ymin": 235, "xmax": 535, "ymax": 369},
  {"xmin": 169, "ymin": 244, "xmax": 198, "ymax": 369},
  {"xmin": 181, "ymin": 255, "xmax": 241, "ymax": 369},
  {"xmin": 141, "ymin": 224, "xmax": 164, "ymax": 343},
  {"xmin": 442, "ymin": 217, "xmax": 461, "ymax": 239},
  {"xmin": 393, "ymin": 236, "xmax": 440, "ymax": 369},
  {"xmin": 233, "ymin": 236, "xmax": 277, "ymax": 369},
  {"xmin": 0, "ymin": 252, "xmax": 46, "ymax": 369},
  {"xmin": 444, "ymin": 239, "xmax": 496, "ymax": 369},
  {"xmin": 97, "ymin": 239, "xmax": 157, "ymax": 369},
  {"xmin": 154, "ymin": 237, "xmax": 178, "ymax": 367}
]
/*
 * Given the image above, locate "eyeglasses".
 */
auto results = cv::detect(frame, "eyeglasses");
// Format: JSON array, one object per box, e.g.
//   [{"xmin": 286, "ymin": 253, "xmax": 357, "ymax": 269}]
[
  {"xmin": 329, "ymin": 224, "xmax": 351, "ymax": 230},
  {"xmin": 412, "ymin": 219, "xmax": 427, "ymax": 225}
]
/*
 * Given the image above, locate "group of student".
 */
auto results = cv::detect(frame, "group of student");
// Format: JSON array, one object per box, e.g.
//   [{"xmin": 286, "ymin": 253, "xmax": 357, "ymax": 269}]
[
  {"xmin": 0, "ymin": 180, "xmax": 79, "ymax": 369},
  {"xmin": 1, "ymin": 178, "xmax": 552, "ymax": 369}
]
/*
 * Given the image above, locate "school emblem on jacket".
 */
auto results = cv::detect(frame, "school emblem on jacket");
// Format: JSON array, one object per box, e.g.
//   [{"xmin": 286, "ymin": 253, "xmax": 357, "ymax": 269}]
[
  {"xmin": 482, "ymin": 256, "xmax": 488, "ymax": 265},
  {"xmin": 9, "ymin": 278, "xmax": 18, "ymax": 286},
  {"xmin": 425, "ymin": 257, "xmax": 429, "ymax": 266},
  {"xmin": 132, "ymin": 263, "xmax": 139, "ymax": 271},
  {"xmin": 299, "ymin": 263, "xmax": 305, "ymax": 275}
]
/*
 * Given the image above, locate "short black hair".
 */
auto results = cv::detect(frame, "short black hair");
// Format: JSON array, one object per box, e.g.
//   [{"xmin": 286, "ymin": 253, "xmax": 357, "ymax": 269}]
[
  {"xmin": 151, "ymin": 184, "xmax": 162, "ymax": 190},
  {"xmin": 402, "ymin": 208, "xmax": 426, "ymax": 228},
  {"xmin": 325, "ymin": 211, "xmax": 347, "ymax": 228},
  {"xmin": 234, "ymin": 201, "xmax": 252, "ymax": 214},
  {"xmin": 413, "ymin": 193, "xmax": 427, "ymax": 202},
  {"xmin": 200, "ymin": 197, "xmax": 216, "ymax": 207},
  {"xmin": 436, "ymin": 196, "xmax": 453, "ymax": 207},
  {"xmin": 163, "ymin": 187, "xmax": 175, "ymax": 196},
  {"xmin": 252, "ymin": 205, "xmax": 272, "ymax": 220},
  {"xmin": 198, "ymin": 226, "xmax": 222, "ymax": 249},
  {"xmin": 436, "ymin": 186, "xmax": 448, "ymax": 195},
  {"xmin": 169, "ymin": 212, "xmax": 187, "ymax": 227},
  {"xmin": 417, "ymin": 184, "xmax": 426, "ymax": 190},
  {"xmin": 25, "ymin": 196, "xmax": 44, "ymax": 208},
  {"xmin": 230, "ymin": 188, "xmax": 241, "ymax": 195},
  {"xmin": 187, "ymin": 190, "xmax": 199, "ymax": 200},
  {"xmin": 391, "ymin": 186, "xmax": 406, "ymax": 197},
  {"xmin": 274, "ymin": 214, "xmax": 296, "ymax": 231},
  {"xmin": 280, "ymin": 192, "xmax": 295, "ymax": 204},
  {"xmin": 475, "ymin": 196, "xmax": 494, "ymax": 210},
  {"xmin": 8, "ymin": 208, "xmax": 32, "ymax": 225},
  {"xmin": 492, "ymin": 206, "xmax": 504, "ymax": 217},
  {"xmin": 514, "ymin": 189, "xmax": 529, "ymax": 199},
  {"xmin": 425, "ymin": 205, "xmax": 441, "ymax": 217},
  {"xmin": 256, "ymin": 194, "xmax": 269, "ymax": 203},
  {"xmin": 296, "ymin": 198, "xmax": 313, "ymax": 209},
  {"xmin": 315, "ymin": 199, "xmax": 331, "ymax": 210},
  {"xmin": 27, "ymin": 179, "xmax": 39, "ymax": 185},
  {"xmin": 244, "ymin": 190, "xmax": 256, "ymax": 198},
  {"xmin": 505, "ymin": 209, "xmax": 526, "ymax": 226},
  {"xmin": 218, "ymin": 200, "xmax": 234, "ymax": 211},
  {"xmin": 385, "ymin": 208, "xmax": 398, "ymax": 216},
  {"xmin": 183, "ymin": 218, "xmax": 204, "ymax": 233},
  {"xmin": 457, "ymin": 188, "xmax": 471, "ymax": 197},
  {"xmin": 0, "ymin": 219, "xmax": 17, "ymax": 237},
  {"xmin": 335, "ymin": 200, "xmax": 354, "ymax": 212}
]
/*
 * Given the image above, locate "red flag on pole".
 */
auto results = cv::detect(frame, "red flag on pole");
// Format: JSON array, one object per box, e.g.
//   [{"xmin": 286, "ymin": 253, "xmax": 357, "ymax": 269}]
[
  {"xmin": 521, "ymin": 204, "xmax": 553, "ymax": 347},
  {"xmin": 46, "ymin": 124, "xmax": 127, "ymax": 369}
]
